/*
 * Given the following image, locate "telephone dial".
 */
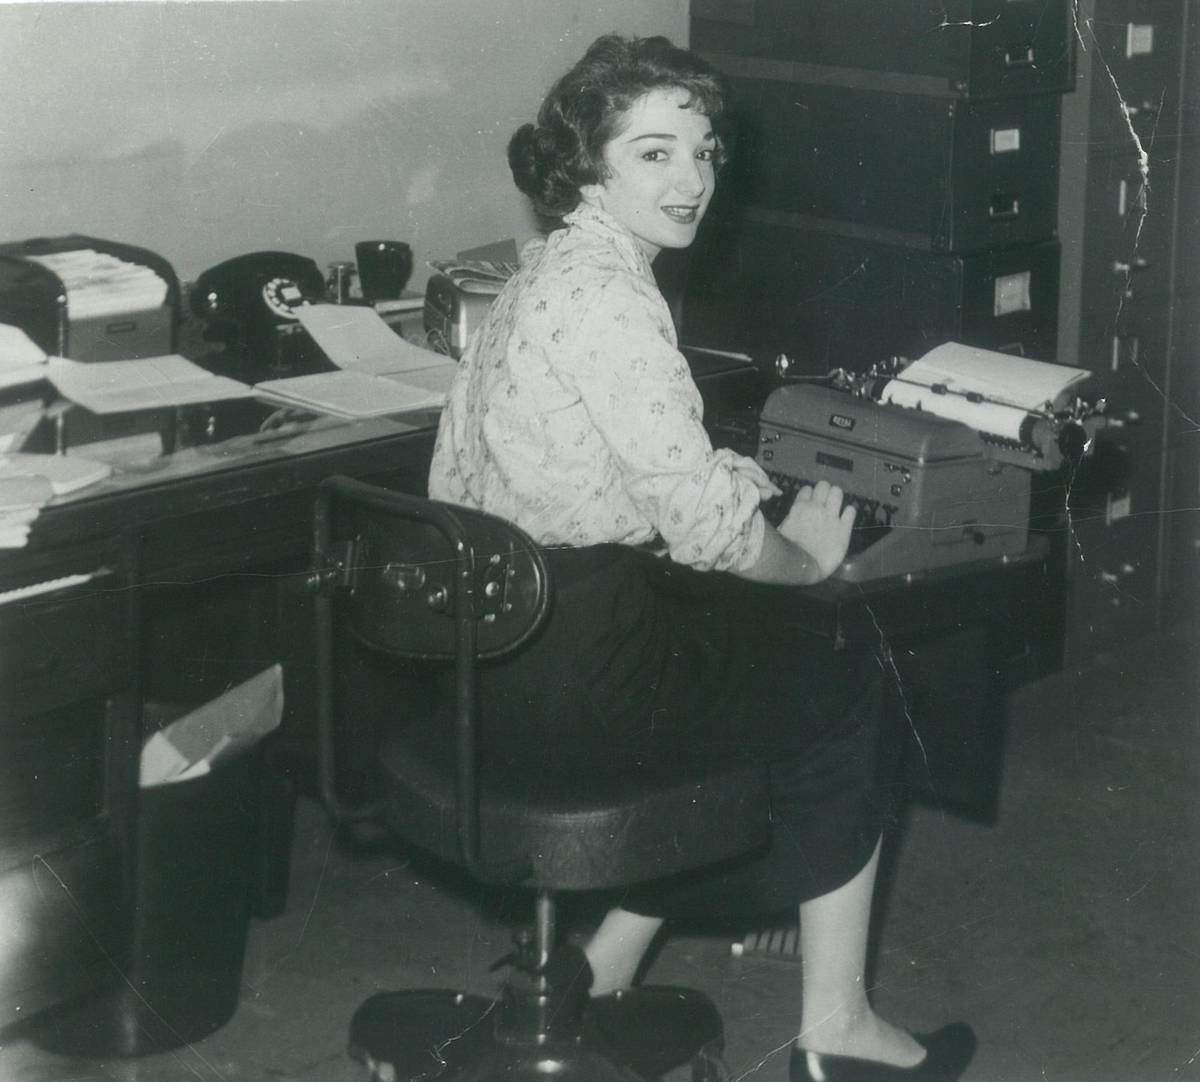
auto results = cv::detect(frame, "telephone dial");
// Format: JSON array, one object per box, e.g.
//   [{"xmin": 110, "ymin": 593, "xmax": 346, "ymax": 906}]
[{"xmin": 191, "ymin": 251, "xmax": 329, "ymax": 379}]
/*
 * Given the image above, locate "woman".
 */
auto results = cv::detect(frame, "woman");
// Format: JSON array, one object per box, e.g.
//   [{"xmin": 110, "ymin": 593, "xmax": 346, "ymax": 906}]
[{"xmin": 429, "ymin": 33, "xmax": 974, "ymax": 1082}]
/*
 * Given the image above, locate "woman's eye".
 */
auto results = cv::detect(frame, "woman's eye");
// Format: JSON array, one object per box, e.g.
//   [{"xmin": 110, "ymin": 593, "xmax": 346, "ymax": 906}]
[
  {"xmin": 641, "ymin": 149, "xmax": 668, "ymax": 162},
  {"xmin": 697, "ymin": 147, "xmax": 715, "ymax": 162}
]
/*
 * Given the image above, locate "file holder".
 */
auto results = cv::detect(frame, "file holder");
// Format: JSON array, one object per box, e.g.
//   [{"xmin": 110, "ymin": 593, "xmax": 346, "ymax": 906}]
[{"xmin": 0, "ymin": 234, "xmax": 181, "ymax": 362}]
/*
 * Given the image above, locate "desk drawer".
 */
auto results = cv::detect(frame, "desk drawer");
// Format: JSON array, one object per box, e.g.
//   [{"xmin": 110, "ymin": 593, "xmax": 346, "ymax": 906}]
[
  {"xmin": 0, "ymin": 697, "xmax": 108, "ymax": 861},
  {"xmin": 0, "ymin": 835, "xmax": 122, "ymax": 1026},
  {"xmin": 0, "ymin": 571, "xmax": 132, "ymax": 717}
]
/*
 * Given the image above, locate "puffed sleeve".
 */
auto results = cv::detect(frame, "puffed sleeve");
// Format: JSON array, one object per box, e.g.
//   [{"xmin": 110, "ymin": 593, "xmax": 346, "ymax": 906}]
[{"xmin": 559, "ymin": 267, "xmax": 766, "ymax": 572}]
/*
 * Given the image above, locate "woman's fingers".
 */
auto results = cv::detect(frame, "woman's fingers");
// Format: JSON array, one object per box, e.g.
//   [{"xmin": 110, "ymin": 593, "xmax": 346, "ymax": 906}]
[{"xmin": 793, "ymin": 481, "xmax": 850, "ymax": 513}]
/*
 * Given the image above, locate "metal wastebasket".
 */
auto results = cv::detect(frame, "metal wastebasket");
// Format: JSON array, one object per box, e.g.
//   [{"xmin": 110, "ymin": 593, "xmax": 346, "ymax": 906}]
[{"xmin": 30, "ymin": 725, "xmax": 265, "ymax": 1057}]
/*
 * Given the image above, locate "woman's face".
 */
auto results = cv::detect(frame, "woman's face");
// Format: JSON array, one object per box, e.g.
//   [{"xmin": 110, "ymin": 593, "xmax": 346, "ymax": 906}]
[{"xmin": 580, "ymin": 87, "xmax": 717, "ymax": 260}]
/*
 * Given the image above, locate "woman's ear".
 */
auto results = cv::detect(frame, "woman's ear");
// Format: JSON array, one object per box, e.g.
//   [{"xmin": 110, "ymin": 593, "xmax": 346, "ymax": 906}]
[{"xmin": 578, "ymin": 183, "xmax": 605, "ymax": 207}]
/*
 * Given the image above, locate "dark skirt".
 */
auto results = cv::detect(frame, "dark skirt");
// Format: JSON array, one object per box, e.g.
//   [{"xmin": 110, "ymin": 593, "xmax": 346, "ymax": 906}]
[{"xmin": 476, "ymin": 543, "xmax": 894, "ymax": 921}]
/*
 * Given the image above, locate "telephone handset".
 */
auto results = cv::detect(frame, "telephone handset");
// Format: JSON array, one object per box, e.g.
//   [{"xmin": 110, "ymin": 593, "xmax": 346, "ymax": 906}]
[
  {"xmin": 192, "ymin": 250, "xmax": 325, "ymax": 336},
  {"xmin": 191, "ymin": 251, "xmax": 328, "ymax": 378}
]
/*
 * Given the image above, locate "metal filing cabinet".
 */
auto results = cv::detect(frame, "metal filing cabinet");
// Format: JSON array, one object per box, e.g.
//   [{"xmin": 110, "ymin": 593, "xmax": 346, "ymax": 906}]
[
  {"xmin": 683, "ymin": 217, "xmax": 1061, "ymax": 370},
  {"xmin": 679, "ymin": 1, "xmax": 1084, "ymax": 810},
  {"xmin": 691, "ymin": 0, "xmax": 1076, "ymax": 98},
  {"xmin": 682, "ymin": 2, "xmax": 1073, "ymax": 375},
  {"xmin": 721, "ymin": 76, "xmax": 1062, "ymax": 252},
  {"xmin": 1057, "ymin": 0, "xmax": 1192, "ymax": 661},
  {"xmin": 1082, "ymin": 0, "xmax": 1187, "ymax": 156}
]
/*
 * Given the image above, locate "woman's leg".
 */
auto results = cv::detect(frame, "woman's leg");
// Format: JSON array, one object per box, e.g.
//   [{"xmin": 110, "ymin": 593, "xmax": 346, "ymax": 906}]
[
  {"xmin": 584, "ymin": 907, "xmax": 664, "ymax": 995},
  {"xmin": 797, "ymin": 837, "xmax": 924, "ymax": 1067}
]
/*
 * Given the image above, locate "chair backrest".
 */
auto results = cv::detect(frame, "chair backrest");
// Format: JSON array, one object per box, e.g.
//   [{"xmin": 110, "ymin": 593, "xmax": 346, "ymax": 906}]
[
  {"xmin": 313, "ymin": 476, "xmax": 772, "ymax": 890},
  {"xmin": 314, "ymin": 475, "xmax": 551, "ymax": 663},
  {"xmin": 312, "ymin": 475, "xmax": 552, "ymax": 877}
]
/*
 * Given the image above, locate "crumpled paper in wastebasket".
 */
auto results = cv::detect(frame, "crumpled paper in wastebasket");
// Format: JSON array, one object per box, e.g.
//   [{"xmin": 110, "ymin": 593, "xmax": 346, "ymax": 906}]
[{"xmin": 139, "ymin": 665, "xmax": 283, "ymax": 787}]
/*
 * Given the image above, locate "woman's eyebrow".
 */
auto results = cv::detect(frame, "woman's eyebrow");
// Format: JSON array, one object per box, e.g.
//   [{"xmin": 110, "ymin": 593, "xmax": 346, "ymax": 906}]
[{"xmin": 626, "ymin": 131, "xmax": 715, "ymax": 142}]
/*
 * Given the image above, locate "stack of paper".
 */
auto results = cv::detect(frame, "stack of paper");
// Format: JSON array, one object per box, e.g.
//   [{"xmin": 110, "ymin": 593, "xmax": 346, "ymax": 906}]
[
  {"xmin": 427, "ymin": 259, "xmax": 517, "ymax": 295},
  {"xmin": 254, "ymin": 305, "xmax": 457, "ymax": 418},
  {"xmin": 27, "ymin": 248, "xmax": 168, "ymax": 320},
  {"xmin": 0, "ymin": 475, "xmax": 50, "ymax": 548},
  {"xmin": 0, "ymin": 452, "xmax": 112, "ymax": 548},
  {"xmin": 1, "ymin": 453, "xmax": 111, "ymax": 495},
  {"xmin": 47, "ymin": 354, "xmax": 253, "ymax": 414},
  {"xmin": 0, "ymin": 322, "xmax": 49, "ymax": 391}
]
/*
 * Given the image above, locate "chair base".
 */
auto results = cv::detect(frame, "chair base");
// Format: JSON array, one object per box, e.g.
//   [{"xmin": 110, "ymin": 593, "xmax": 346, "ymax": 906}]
[{"xmin": 348, "ymin": 986, "xmax": 728, "ymax": 1082}]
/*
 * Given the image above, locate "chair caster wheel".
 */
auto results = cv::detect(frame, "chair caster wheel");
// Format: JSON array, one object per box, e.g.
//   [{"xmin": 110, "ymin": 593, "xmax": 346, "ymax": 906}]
[{"xmin": 348, "ymin": 989, "xmax": 495, "ymax": 1082}]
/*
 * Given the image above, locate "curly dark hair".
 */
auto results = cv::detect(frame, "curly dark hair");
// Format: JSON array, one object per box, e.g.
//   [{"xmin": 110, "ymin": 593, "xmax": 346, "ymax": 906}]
[{"xmin": 507, "ymin": 34, "xmax": 730, "ymax": 223}]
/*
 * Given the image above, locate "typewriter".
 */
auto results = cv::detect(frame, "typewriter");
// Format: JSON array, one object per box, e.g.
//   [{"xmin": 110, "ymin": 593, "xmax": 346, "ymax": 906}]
[{"xmin": 756, "ymin": 343, "xmax": 1100, "ymax": 583}]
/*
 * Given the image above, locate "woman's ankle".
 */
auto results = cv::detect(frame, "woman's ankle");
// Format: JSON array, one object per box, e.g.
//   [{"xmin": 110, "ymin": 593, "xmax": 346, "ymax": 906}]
[
  {"xmin": 798, "ymin": 1011, "xmax": 925, "ymax": 1067},
  {"xmin": 583, "ymin": 908, "xmax": 662, "ymax": 995}
]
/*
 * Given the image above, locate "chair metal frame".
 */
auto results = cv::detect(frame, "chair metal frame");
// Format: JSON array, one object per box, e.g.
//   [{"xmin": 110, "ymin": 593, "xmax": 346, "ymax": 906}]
[
  {"xmin": 310, "ymin": 475, "xmax": 744, "ymax": 1082},
  {"xmin": 312, "ymin": 473, "xmax": 550, "ymax": 883}
]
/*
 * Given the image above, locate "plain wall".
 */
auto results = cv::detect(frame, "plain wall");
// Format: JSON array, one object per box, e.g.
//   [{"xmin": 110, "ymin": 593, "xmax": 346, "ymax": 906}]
[{"xmin": 0, "ymin": 0, "xmax": 688, "ymax": 289}]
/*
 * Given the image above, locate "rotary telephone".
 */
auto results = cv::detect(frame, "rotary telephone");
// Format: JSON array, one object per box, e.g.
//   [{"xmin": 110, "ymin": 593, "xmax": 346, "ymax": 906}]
[{"xmin": 191, "ymin": 251, "xmax": 328, "ymax": 379}]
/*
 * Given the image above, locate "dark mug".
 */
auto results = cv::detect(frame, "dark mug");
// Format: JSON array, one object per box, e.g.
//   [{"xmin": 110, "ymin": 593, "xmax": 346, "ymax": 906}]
[{"xmin": 355, "ymin": 240, "xmax": 414, "ymax": 302}]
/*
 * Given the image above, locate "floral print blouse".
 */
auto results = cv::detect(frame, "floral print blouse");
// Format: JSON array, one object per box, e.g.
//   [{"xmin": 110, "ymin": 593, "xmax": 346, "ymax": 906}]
[{"xmin": 428, "ymin": 203, "xmax": 766, "ymax": 573}]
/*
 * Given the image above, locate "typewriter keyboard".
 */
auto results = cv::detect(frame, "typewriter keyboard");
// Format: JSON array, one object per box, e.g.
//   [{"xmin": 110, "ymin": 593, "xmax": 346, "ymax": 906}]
[{"xmin": 760, "ymin": 471, "xmax": 897, "ymax": 555}]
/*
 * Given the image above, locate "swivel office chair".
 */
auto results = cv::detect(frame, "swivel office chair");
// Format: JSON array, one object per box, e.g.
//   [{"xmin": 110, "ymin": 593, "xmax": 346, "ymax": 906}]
[{"xmin": 311, "ymin": 476, "xmax": 771, "ymax": 1082}]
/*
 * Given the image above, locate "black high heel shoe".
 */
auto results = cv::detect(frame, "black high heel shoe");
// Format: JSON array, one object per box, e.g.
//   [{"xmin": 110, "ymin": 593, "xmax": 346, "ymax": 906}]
[{"xmin": 789, "ymin": 1024, "xmax": 977, "ymax": 1082}]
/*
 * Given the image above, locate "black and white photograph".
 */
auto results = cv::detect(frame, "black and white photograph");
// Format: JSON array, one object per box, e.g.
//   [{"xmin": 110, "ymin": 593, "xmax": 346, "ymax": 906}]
[{"xmin": 0, "ymin": 2, "xmax": 1196, "ymax": 1080}]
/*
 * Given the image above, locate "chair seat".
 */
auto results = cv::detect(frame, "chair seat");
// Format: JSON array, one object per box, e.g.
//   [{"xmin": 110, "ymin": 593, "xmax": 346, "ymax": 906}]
[{"xmin": 377, "ymin": 725, "xmax": 770, "ymax": 891}]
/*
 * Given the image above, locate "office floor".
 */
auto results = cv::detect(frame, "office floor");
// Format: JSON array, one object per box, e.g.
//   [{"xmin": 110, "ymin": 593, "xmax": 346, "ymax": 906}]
[{"xmin": 3, "ymin": 619, "xmax": 1197, "ymax": 1082}]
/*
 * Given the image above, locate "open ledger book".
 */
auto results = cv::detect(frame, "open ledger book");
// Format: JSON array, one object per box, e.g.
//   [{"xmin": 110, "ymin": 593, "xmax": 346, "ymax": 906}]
[
  {"xmin": 47, "ymin": 354, "xmax": 253, "ymax": 413},
  {"xmin": 880, "ymin": 342, "xmax": 1090, "ymax": 444},
  {"xmin": 254, "ymin": 305, "xmax": 456, "ymax": 418}
]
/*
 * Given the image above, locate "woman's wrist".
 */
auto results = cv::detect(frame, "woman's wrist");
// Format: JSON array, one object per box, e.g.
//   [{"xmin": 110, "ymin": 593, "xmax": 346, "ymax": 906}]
[{"xmin": 737, "ymin": 522, "xmax": 825, "ymax": 586}]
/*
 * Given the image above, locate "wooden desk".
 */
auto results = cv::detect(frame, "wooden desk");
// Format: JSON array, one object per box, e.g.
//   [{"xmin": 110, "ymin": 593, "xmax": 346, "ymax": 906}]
[
  {"xmin": 0, "ymin": 348, "xmax": 765, "ymax": 1032},
  {"xmin": 652, "ymin": 537, "xmax": 1060, "ymax": 822},
  {"xmin": 0, "ymin": 407, "xmax": 438, "ymax": 1029},
  {"xmin": 0, "ymin": 356, "xmax": 1061, "ymax": 1025}
]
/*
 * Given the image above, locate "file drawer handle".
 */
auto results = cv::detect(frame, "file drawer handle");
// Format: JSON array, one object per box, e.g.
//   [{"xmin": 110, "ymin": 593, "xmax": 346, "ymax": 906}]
[
  {"xmin": 988, "ymin": 195, "xmax": 1021, "ymax": 221},
  {"xmin": 1112, "ymin": 257, "xmax": 1151, "ymax": 274},
  {"xmin": 1004, "ymin": 42, "xmax": 1035, "ymax": 68}
]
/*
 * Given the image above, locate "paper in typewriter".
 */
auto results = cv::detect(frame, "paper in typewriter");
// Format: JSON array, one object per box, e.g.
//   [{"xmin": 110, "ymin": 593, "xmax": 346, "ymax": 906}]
[{"xmin": 881, "ymin": 342, "xmax": 1090, "ymax": 442}]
